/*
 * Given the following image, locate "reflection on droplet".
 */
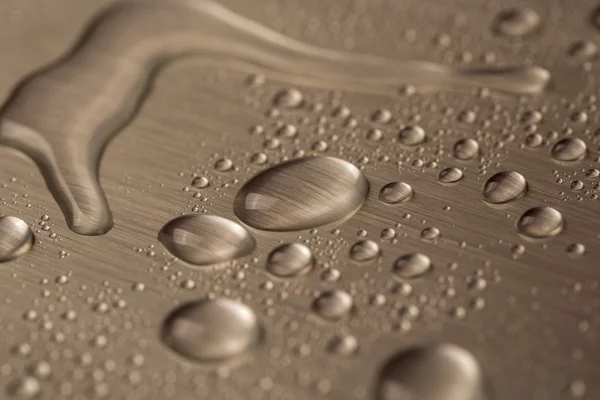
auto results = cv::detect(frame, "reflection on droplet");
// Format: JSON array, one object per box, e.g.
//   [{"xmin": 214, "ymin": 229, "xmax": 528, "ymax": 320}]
[
  {"xmin": 438, "ymin": 167, "xmax": 463, "ymax": 183},
  {"xmin": 266, "ymin": 243, "xmax": 313, "ymax": 277},
  {"xmin": 234, "ymin": 157, "xmax": 368, "ymax": 231},
  {"xmin": 379, "ymin": 182, "xmax": 413, "ymax": 204},
  {"xmin": 482, "ymin": 171, "xmax": 527, "ymax": 204},
  {"xmin": 0, "ymin": 216, "xmax": 33, "ymax": 263},
  {"xmin": 517, "ymin": 207, "xmax": 564, "ymax": 238},
  {"xmin": 551, "ymin": 138, "xmax": 587, "ymax": 162},
  {"xmin": 398, "ymin": 126, "xmax": 426, "ymax": 146},
  {"xmin": 493, "ymin": 8, "xmax": 541, "ymax": 38},
  {"xmin": 453, "ymin": 138, "xmax": 480, "ymax": 160},
  {"xmin": 273, "ymin": 88, "xmax": 303, "ymax": 108},
  {"xmin": 161, "ymin": 298, "xmax": 261, "ymax": 362},
  {"xmin": 312, "ymin": 290, "xmax": 353, "ymax": 320},
  {"xmin": 159, "ymin": 215, "xmax": 255, "ymax": 265},
  {"xmin": 349, "ymin": 240, "xmax": 380, "ymax": 262},
  {"xmin": 377, "ymin": 344, "xmax": 488, "ymax": 400},
  {"xmin": 393, "ymin": 253, "xmax": 432, "ymax": 279}
]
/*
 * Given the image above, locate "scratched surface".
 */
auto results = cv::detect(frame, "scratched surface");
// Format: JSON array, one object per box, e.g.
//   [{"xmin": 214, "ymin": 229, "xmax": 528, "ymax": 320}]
[{"xmin": 0, "ymin": 0, "xmax": 599, "ymax": 399}]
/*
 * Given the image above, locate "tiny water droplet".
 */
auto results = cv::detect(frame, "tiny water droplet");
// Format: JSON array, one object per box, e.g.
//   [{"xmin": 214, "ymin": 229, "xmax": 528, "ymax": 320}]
[
  {"xmin": 517, "ymin": 207, "xmax": 564, "ymax": 238},
  {"xmin": 266, "ymin": 243, "xmax": 313, "ymax": 277},
  {"xmin": 483, "ymin": 171, "xmax": 528, "ymax": 204},
  {"xmin": 0, "ymin": 216, "xmax": 33, "ymax": 263},
  {"xmin": 159, "ymin": 215, "xmax": 255, "ymax": 265},
  {"xmin": 393, "ymin": 253, "xmax": 432, "ymax": 279},
  {"xmin": 161, "ymin": 298, "xmax": 261, "ymax": 362},
  {"xmin": 379, "ymin": 182, "xmax": 413, "ymax": 204}
]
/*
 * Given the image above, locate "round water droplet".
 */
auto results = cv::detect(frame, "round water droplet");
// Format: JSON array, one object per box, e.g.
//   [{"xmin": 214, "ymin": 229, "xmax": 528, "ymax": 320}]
[
  {"xmin": 7, "ymin": 376, "xmax": 41, "ymax": 398},
  {"xmin": 0, "ymin": 216, "xmax": 33, "ymax": 263},
  {"xmin": 215, "ymin": 157, "xmax": 234, "ymax": 172},
  {"xmin": 159, "ymin": 215, "xmax": 255, "ymax": 265},
  {"xmin": 483, "ymin": 171, "xmax": 528, "ymax": 204},
  {"xmin": 421, "ymin": 227, "xmax": 440, "ymax": 240},
  {"xmin": 328, "ymin": 334, "xmax": 359, "ymax": 355},
  {"xmin": 379, "ymin": 182, "xmax": 413, "ymax": 204},
  {"xmin": 312, "ymin": 290, "xmax": 353, "ymax": 320},
  {"xmin": 551, "ymin": 138, "xmax": 587, "ymax": 162},
  {"xmin": 161, "ymin": 298, "xmax": 261, "ymax": 362},
  {"xmin": 438, "ymin": 167, "xmax": 463, "ymax": 183},
  {"xmin": 567, "ymin": 243, "xmax": 585, "ymax": 257},
  {"xmin": 372, "ymin": 109, "xmax": 392, "ymax": 124},
  {"xmin": 393, "ymin": 253, "xmax": 432, "ymax": 279},
  {"xmin": 273, "ymin": 88, "xmax": 303, "ymax": 108},
  {"xmin": 493, "ymin": 8, "xmax": 540, "ymax": 38},
  {"xmin": 191, "ymin": 176, "xmax": 209, "ymax": 189},
  {"xmin": 377, "ymin": 344, "xmax": 488, "ymax": 400},
  {"xmin": 453, "ymin": 138, "xmax": 480, "ymax": 160},
  {"xmin": 349, "ymin": 240, "xmax": 380, "ymax": 262},
  {"xmin": 525, "ymin": 133, "xmax": 543, "ymax": 148},
  {"xmin": 398, "ymin": 126, "xmax": 426, "ymax": 146},
  {"xmin": 277, "ymin": 124, "xmax": 298, "ymax": 138},
  {"xmin": 266, "ymin": 243, "xmax": 313, "ymax": 278},
  {"xmin": 517, "ymin": 207, "xmax": 564, "ymax": 239},
  {"xmin": 234, "ymin": 157, "xmax": 368, "ymax": 231}
]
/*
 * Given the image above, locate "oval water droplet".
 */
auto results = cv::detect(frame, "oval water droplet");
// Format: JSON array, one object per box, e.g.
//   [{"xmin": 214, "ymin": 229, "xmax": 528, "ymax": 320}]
[
  {"xmin": 161, "ymin": 298, "xmax": 261, "ymax": 362},
  {"xmin": 398, "ymin": 126, "xmax": 426, "ymax": 146},
  {"xmin": 312, "ymin": 290, "xmax": 353, "ymax": 320},
  {"xmin": 482, "ymin": 171, "xmax": 528, "ymax": 204},
  {"xmin": 517, "ymin": 207, "xmax": 564, "ymax": 238},
  {"xmin": 453, "ymin": 138, "xmax": 480, "ymax": 160},
  {"xmin": 493, "ymin": 8, "xmax": 541, "ymax": 38},
  {"xmin": 0, "ymin": 216, "xmax": 33, "ymax": 263},
  {"xmin": 393, "ymin": 253, "xmax": 432, "ymax": 279},
  {"xmin": 266, "ymin": 243, "xmax": 313, "ymax": 278},
  {"xmin": 349, "ymin": 240, "xmax": 380, "ymax": 262},
  {"xmin": 438, "ymin": 167, "xmax": 463, "ymax": 183},
  {"xmin": 273, "ymin": 88, "xmax": 303, "ymax": 108},
  {"xmin": 234, "ymin": 157, "xmax": 368, "ymax": 231},
  {"xmin": 159, "ymin": 215, "xmax": 255, "ymax": 265},
  {"xmin": 379, "ymin": 182, "xmax": 413, "ymax": 204},
  {"xmin": 377, "ymin": 344, "xmax": 488, "ymax": 400},
  {"xmin": 551, "ymin": 138, "xmax": 587, "ymax": 162}
]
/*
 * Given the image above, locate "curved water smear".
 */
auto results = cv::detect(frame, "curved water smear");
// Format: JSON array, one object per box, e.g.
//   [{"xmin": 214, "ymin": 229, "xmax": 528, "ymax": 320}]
[{"xmin": 0, "ymin": 1, "xmax": 550, "ymax": 235}]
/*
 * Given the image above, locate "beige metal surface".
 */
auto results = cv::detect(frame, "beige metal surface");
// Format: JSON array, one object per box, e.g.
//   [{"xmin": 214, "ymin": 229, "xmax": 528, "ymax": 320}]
[{"xmin": 0, "ymin": 0, "xmax": 599, "ymax": 399}]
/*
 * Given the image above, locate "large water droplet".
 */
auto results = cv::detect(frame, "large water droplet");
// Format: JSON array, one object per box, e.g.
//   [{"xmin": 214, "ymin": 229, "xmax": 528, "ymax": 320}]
[
  {"xmin": 393, "ymin": 253, "xmax": 432, "ymax": 279},
  {"xmin": 517, "ymin": 207, "xmax": 564, "ymax": 238},
  {"xmin": 266, "ymin": 243, "xmax": 313, "ymax": 277},
  {"xmin": 349, "ymin": 240, "xmax": 380, "ymax": 262},
  {"xmin": 453, "ymin": 138, "xmax": 480, "ymax": 160},
  {"xmin": 493, "ymin": 8, "xmax": 541, "ymax": 38},
  {"xmin": 551, "ymin": 138, "xmax": 587, "ymax": 162},
  {"xmin": 159, "ymin": 215, "xmax": 255, "ymax": 265},
  {"xmin": 312, "ymin": 290, "xmax": 354, "ymax": 320},
  {"xmin": 0, "ymin": 216, "xmax": 33, "ymax": 263},
  {"xmin": 377, "ymin": 344, "xmax": 488, "ymax": 400},
  {"xmin": 398, "ymin": 126, "xmax": 426, "ymax": 146},
  {"xmin": 161, "ymin": 298, "xmax": 261, "ymax": 362},
  {"xmin": 379, "ymin": 182, "xmax": 413, "ymax": 204},
  {"xmin": 234, "ymin": 157, "xmax": 368, "ymax": 231},
  {"xmin": 482, "ymin": 171, "xmax": 528, "ymax": 204}
]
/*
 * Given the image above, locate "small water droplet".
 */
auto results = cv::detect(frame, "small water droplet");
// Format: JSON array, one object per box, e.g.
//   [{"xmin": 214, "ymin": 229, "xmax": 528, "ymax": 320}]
[
  {"xmin": 191, "ymin": 176, "xmax": 209, "ymax": 189},
  {"xmin": 214, "ymin": 157, "xmax": 234, "ymax": 172},
  {"xmin": 393, "ymin": 253, "xmax": 432, "ymax": 279},
  {"xmin": 551, "ymin": 138, "xmax": 587, "ymax": 162},
  {"xmin": 0, "ymin": 216, "xmax": 33, "ymax": 263},
  {"xmin": 159, "ymin": 215, "xmax": 255, "ymax": 265},
  {"xmin": 493, "ymin": 8, "xmax": 541, "ymax": 38},
  {"xmin": 453, "ymin": 138, "xmax": 480, "ymax": 160},
  {"xmin": 7, "ymin": 376, "xmax": 41, "ymax": 398},
  {"xmin": 421, "ymin": 227, "xmax": 440, "ymax": 240},
  {"xmin": 517, "ymin": 207, "xmax": 564, "ymax": 238},
  {"xmin": 398, "ymin": 126, "xmax": 426, "ymax": 146},
  {"xmin": 379, "ymin": 182, "xmax": 413, "ymax": 204},
  {"xmin": 266, "ymin": 243, "xmax": 313, "ymax": 277},
  {"xmin": 161, "ymin": 298, "xmax": 261, "ymax": 362},
  {"xmin": 567, "ymin": 243, "xmax": 585, "ymax": 257},
  {"xmin": 234, "ymin": 157, "xmax": 368, "ymax": 231},
  {"xmin": 483, "ymin": 171, "xmax": 528, "ymax": 204},
  {"xmin": 312, "ymin": 290, "xmax": 353, "ymax": 320},
  {"xmin": 349, "ymin": 240, "xmax": 380, "ymax": 262},
  {"xmin": 371, "ymin": 109, "xmax": 393, "ymax": 124},
  {"xmin": 525, "ymin": 133, "xmax": 543, "ymax": 148},
  {"xmin": 327, "ymin": 334, "xmax": 359, "ymax": 356},
  {"xmin": 568, "ymin": 40, "xmax": 597, "ymax": 62},
  {"xmin": 273, "ymin": 88, "xmax": 303, "ymax": 108},
  {"xmin": 438, "ymin": 167, "xmax": 463, "ymax": 183}
]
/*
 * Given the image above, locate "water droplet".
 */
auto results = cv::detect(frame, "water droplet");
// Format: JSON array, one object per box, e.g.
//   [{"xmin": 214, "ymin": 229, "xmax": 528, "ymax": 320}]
[
  {"xmin": 421, "ymin": 227, "xmax": 440, "ymax": 240},
  {"xmin": 517, "ymin": 207, "xmax": 564, "ymax": 238},
  {"xmin": 159, "ymin": 215, "xmax": 255, "ymax": 265},
  {"xmin": 438, "ymin": 167, "xmax": 463, "ymax": 183},
  {"xmin": 393, "ymin": 253, "xmax": 432, "ymax": 279},
  {"xmin": 327, "ymin": 334, "xmax": 359, "ymax": 355},
  {"xmin": 377, "ymin": 344, "xmax": 488, "ymax": 400},
  {"xmin": 250, "ymin": 152, "xmax": 268, "ymax": 165},
  {"xmin": 273, "ymin": 88, "xmax": 303, "ymax": 108},
  {"xmin": 585, "ymin": 168, "xmax": 599, "ymax": 179},
  {"xmin": 276, "ymin": 123, "xmax": 298, "ymax": 138},
  {"xmin": 349, "ymin": 240, "xmax": 380, "ymax": 262},
  {"xmin": 371, "ymin": 109, "xmax": 392, "ymax": 124},
  {"xmin": 398, "ymin": 126, "xmax": 426, "ymax": 146},
  {"xmin": 7, "ymin": 376, "xmax": 41, "ymax": 398},
  {"xmin": 234, "ymin": 157, "xmax": 368, "ymax": 231},
  {"xmin": 191, "ymin": 176, "xmax": 209, "ymax": 189},
  {"xmin": 312, "ymin": 290, "xmax": 353, "ymax": 320},
  {"xmin": 551, "ymin": 138, "xmax": 587, "ymax": 162},
  {"xmin": 525, "ymin": 133, "xmax": 543, "ymax": 148},
  {"xmin": 568, "ymin": 40, "xmax": 597, "ymax": 62},
  {"xmin": 0, "ymin": 216, "xmax": 33, "ymax": 263},
  {"xmin": 379, "ymin": 182, "xmax": 413, "ymax": 204},
  {"xmin": 161, "ymin": 298, "xmax": 261, "ymax": 362},
  {"xmin": 493, "ymin": 8, "xmax": 541, "ymax": 38},
  {"xmin": 266, "ymin": 243, "xmax": 313, "ymax": 277},
  {"xmin": 367, "ymin": 128, "xmax": 383, "ymax": 142},
  {"xmin": 214, "ymin": 157, "xmax": 234, "ymax": 172},
  {"xmin": 567, "ymin": 243, "xmax": 586, "ymax": 257},
  {"xmin": 453, "ymin": 138, "xmax": 480, "ymax": 160},
  {"xmin": 483, "ymin": 171, "xmax": 527, "ymax": 204}
]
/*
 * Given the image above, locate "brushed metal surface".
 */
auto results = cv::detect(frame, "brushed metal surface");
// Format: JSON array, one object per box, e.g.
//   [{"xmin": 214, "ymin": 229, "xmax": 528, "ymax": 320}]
[{"xmin": 0, "ymin": 0, "xmax": 598, "ymax": 399}]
